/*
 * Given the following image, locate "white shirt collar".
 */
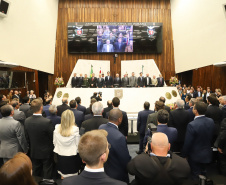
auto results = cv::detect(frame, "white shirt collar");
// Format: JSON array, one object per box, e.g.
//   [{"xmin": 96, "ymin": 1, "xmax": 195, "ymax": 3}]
[
  {"xmin": 84, "ymin": 166, "xmax": 104, "ymax": 173},
  {"xmin": 108, "ymin": 122, "xmax": 118, "ymax": 128},
  {"xmin": 94, "ymin": 115, "xmax": 102, "ymax": 117},
  {"xmin": 150, "ymin": 152, "xmax": 170, "ymax": 158},
  {"xmin": 194, "ymin": 115, "xmax": 205, "ymax": 120},
  {"xmin": 33, "ymin": 114, "xmax": 42, "ymax": 116}
]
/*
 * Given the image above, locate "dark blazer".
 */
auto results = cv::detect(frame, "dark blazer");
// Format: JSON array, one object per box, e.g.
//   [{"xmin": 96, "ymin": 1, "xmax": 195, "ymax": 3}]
[
  {"xmin": 188, "ymin": 107, "xmax": 195, "ymax": 122},
  {"xmin": 137, "ymin": 77, "xmax": 145, "ymax": 87},
  {"xmin": 46, "ymin": 114, "xmax": 61, "ymax": 127},
  {"xmin": 121, "ymin": 77, "xmax": 129, "ymax": 87},
  {"xmin": 103, "ymin": 106, "xmax": 113, "ymax": 118},
  {"xmin": 77, "ymin": 104, "xmax": 86, "ymax": 115},
  {"xmin": 164, "ymin": 105, "xmax": 171, "ymax": 113},
  {"xmin": 184, "ymin": 102, "xmax": 190, "ymax": 110},
  {"xmin": 127, "ymin": 152, "xmax": 190, "ymax": 185},
  {"xmin": 84, "ymin": 114, "xmax": 93, "ymax": 121},
  {"xmin": 99, "ymin": 123, "xmax": 131, "ymax": 183},
  {"xmin": 113, "ymin": 77, "xmax": 121, "ymax": 87},
  {"xmin": 89, "ymin": 77, "xmax": 97, "ymax": 88},
  {"xmin": 157, "ymin": 124, "xmax": 178, "ymax": 145},
  {"xmin": 81, "ymin": 116, "xmax": 108, "ymax": 134},
  {"xmin": 96, "ymin": 78, "xmax": 105, "ymax": 88},
  {"xmin": 12, "ymin": 94, "xmax": 20, "ymax": 100},
  {"xmin": 71, "ymin": 77, "xmax": 78, "ymax": 88},
  {"xmin": 182, "ymin": 116, "xmax": 215, "ymax": 163},
  {"xmin": 105, "ymin": 76, "xmax": 113, "ymax": 87},
  {"xmin": 137, "ymin": 109, "xmax": 154, "ymax": 135},
  {"xmin": 157, "ymin": 77, "xmax": 164, "ymax": 87},
  {"xmin": 222, "ymin": 105, "xmax": 226, "ymax": 120},
  {"xmin": 25, "ymin": 115, "xmax": 54, "ymax": 159},
  {"xmin": 77, "ymin": 77, "xmax": 84, "ymax": 87},
  {"xmin": 85, "ymin": 107, "xmax": 91, "ymax": 115},
  {"xmin": 43, "ymin": 104, "xmax": 51, "ymax": 117},
  {"xmin": 193, "ymin": 91, "xmax": 198, "ymax": 98},
  {"xmin": 62, "ymin": 170, "xmax": 126, "ymax": 185},
  {"xmin": 168, "ymin": 108, "xmax": 190, "ymax": 152},
  {"xmin": 71, "ymin": 109, "xmax": 84, "ymax": 128},
  {"xmin": 144, "ymin": 77, "xmax": 152, "ymax": 87},
  {"xmin": 57, "ymin": 103, "xmax": 70, "ymax": 117},
  {"xmin": 106, "ymin": 109, "xmax": 128, "ymax": 136},
  {"xmin": 114, "ymin": 42, "xmax": 126, "ymax": 52},
  {"xmin": 19, "ymin": 103, "xmax": 30, "ymax": 113}
]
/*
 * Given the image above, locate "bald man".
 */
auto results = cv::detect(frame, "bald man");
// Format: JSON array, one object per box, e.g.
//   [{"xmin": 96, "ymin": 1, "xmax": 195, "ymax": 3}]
[{"xmin": 127, "ymin": 133, "xmax": 190, "ymax": 185}]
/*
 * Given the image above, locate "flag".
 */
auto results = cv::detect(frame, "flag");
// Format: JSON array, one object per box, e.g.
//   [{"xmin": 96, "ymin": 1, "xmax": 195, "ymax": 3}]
[
  {"xmin": 99, "ymin": 67, "xmax": 101, "ymax": 74},
  {"xmin": 90, "ymin": 65, "xmax": 93, "ymax": 78}
]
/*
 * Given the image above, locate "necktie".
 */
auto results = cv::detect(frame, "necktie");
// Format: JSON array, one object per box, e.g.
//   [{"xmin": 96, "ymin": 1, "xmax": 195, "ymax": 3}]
[{"xmin": 92, "ymin": 77, "xmax": 94, "ymax": 81}]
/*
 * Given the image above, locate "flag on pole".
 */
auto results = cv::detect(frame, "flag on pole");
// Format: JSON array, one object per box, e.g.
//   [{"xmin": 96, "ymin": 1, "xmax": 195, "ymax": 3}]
[
  {"xmin": 142, "ymin": 65, "xmax": 144, "ymax": 74},
  {"xmin": 99, "ymin": 67, "xmax": 101, "ymax": 74},
  {"xmin": 90, "ymin": 65, "xmax": 93, "ymax": 78}
]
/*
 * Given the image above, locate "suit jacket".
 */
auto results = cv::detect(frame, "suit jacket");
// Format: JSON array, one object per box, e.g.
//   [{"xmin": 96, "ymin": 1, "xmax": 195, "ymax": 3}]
[
  {"xmin": 96, "ymin": 78, "xmax": 105, "ymax": 88},
  {"xmin": 157, "ymin": 124, "xmax": 178, "ymax": 145},
  {"xmin": 121, "ymin": 77, "xmax": 129, "ymax": 87},
  {"xmin": 80, "ymin": 116, "xmax": 108, "ymax": 134},
  {"xmin": 165, "ymin": 105, "xmax": 171, "ymax": 113},
  {"xmin": 103, "ymin": 106, "xmax": 113, "ymax": 118},
  {"xmin": 146, "ymin": 112, "xmax": 158, "ymax": 126},
  {"xmin": 105, "ymin": 76, "xmax": 113, "ymax": 87},
  {"xmin": 137, "ymin": 109, "xmax": 154, "ymax": 135},
  {"xmin": 106, "ymin": 109, "xmax": 128, "ymax": 136},
  {"xmin": 182, "ymin": 116, "xmax": 215, "ymax": 163},
  {"xmin": 77, "ymin": 77, "xmax": 84, "ymax": 87},
  {"xmin": 129, "ymin": 76, "xmax": 137, "ymax": 87},
  {"xmin": 71, "ymin": 109, "xmax": 84, "ymax": 128},
  {"xmin": 113, "ymin": 77, "xmax": 121, "ymax": 87},
  {"xmin": 84, "ymin": 113, "xmax": 93, "ymax": 121},
  {"xmin": 19, "ymin": 103, "xmax": 30, "ymax": 113},
  {"xmin": 43, "ymin": 104, "xmax": 51, "ymax": 117},
  {"xmin": 157, "ymin": 77, "xmax": 164, "ymax": 87},
  {"xmin": 222, "ymin": 105, "xmax": 226, "ymax": 120},
  {"xmin": 77, "ymin": 104, "xmax": 86, "ymax": 115},
  {"xmin": 188, "ymin": 107, "xmax": 195, "ymax": 122},
  {"xmin": 99, "ymin": 123, "xmax": 131, "ymax": 183},
  {"xmin": 127, "ymin": 152, "xmax": 190, "ymax": 185},
  {"xmin": 137, "ymin": 77, "xmax": 145, "ymax": 87},
  {"xmin": 83, "ymin": 77, "xmax": 90, "ymax": 87},
  {"xmin": 102, "ymin": 44, "xmax": 114, "ymax": 52},
  {"xmin": 184, "ymin": 102, "xmax": 190, "ymax": 110},
  {"xmin": 0, "ymin": 117, "xmax": 28, "ymax": 158},
  {"xmin": 168, "ymin": 108, "xmax": 190, "ymax": 151},
  {"xmin": 13, "ymin": 109, "xmax": 26, "ymax": 125},
  {"xmin": 62, "ymin": 170, "xmax": 126, "ymax": 185},
  {"xmin": 12, "ymin": 94, "xmax": 20, "ymax": 100},
  {"xmin": 144, "ymin": 77, "xmax": 152, "ymax": 87},
  {"xmin": 89, "ymin": 77, "xmax": 97, "ymax": 88},
  {"xmin": 71, "ymin": 77, "xmax": 78, "ymax": 88},
  {"xmin": 193, "ymin": 91, "xmax": 198, "ymax": 98},
  {"xmin": 25, "ymin": 115, "xmax": 54, "ymax": 159},
  {"xmin": 46, "ymin": 114, "xmax": 61, "ymax": 127},
  {"xmin": 85, "ymin": 107, "xmax": 91, "ymax": 115},
  {"xmin": 114, "ymin": 42, "xmax": 126, "ymax": 52},
  {"xmin": 57, "ymin": 103, "xmax": 70, "ymax": 117}
]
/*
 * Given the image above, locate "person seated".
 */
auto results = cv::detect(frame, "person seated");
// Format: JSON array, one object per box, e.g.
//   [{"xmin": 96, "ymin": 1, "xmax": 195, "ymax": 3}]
[
  {"xmin": 53, "ymin": 110, "xmax": 83, "ymax": 179},
  {"xmin": 62, "ymin": 130, "xmax": 126, "ymax": 185},
  {"xmin": 0, "ymin": 152, "xmax": 37, "ymax": 185},
  {"xmin": 127, "ymin": 133, "xmax": 190, "ymax": 185}
]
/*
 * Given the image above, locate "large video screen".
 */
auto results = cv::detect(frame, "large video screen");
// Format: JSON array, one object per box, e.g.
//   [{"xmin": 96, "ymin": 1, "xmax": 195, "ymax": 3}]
[{"xmin": 68, "ymin": 22, "xmax": 162, "ymax": 54}]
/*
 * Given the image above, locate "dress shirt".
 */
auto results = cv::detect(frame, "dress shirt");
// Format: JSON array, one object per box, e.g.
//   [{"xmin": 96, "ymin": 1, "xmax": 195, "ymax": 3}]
[
  {"xmin": 84, "ymin": 166, "xmax": 104, "ymax": 172},
  {"xmin": 108, "ymin": 121, "xmax": 118, "ymax": 129},
  {"xmin": 150, "ymin": 152, "xmax": 171, "ymax": 158},
  {"xmin": 194, "ymin": 115, "xmax": 205, "ymax": 120},
  {"xmin": 33, "ymin": 114, "xmax": 42, "ymax": 116}
]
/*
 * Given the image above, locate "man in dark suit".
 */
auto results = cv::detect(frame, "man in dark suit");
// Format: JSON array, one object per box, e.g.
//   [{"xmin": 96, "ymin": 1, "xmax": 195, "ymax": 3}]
[
  {"xmin": 77, "ymin": 73, "xmax": 84, "ymax": 87},
  {"xmin": 57, "ymin": 98, "xmax": 70, "ymax": 117},
  {"xmin": 168, "ymin": 99, "xmax": 190, "ymax": 152},
  {"xmin": 12, "ymin": 90, "xmax": 20, "ymax": 101},
  {"xmin": 114, "ymin": 37, "xmax": 126, "ymax": 52},
  {"xmin": 221, "ymin": 96, "xmax": 226, "ymax": 120},
  {"xmin": 97, "ymin": 73, "xmax": 105, "ymax": 88},
  {"xmin": 137, "ymin": 101, "xmax": 154, "ymax": 154},
  {"xmin": 24, "ymin": 99, "xmax": 54, "ymax": 181},
  {"xmin": 80, "ymin": 102, "xmax": 108, "ymax": 134},
  {"xmin": 188, "ymin": 98, "xmax": 196, "ymax": 122},
  {"xmin": 182, "ymin": 101, "xmax": 215, "ymax": 179},
  {"xmin": 71, "ymin": 73, "xmax": 78, "ymax": 88},
  {"xmin": 189, "ymin": 89, "xmax": 196, "ymax": 98},
  {"xmin": 43, "ymin": 98, "xmax": 52, "ymax": 117},
  {"xmin": 99, "ymin": 109, "xmax": 131, "ymax": 183},
  {"xmin": 89, "ymin": 73, "xmax": 97, "ymax": 88},
  {"xmin": 106, "ymin": 97, "xmax": 128, "ymax": 137},
  {"xmin": 137, "ymin": 72, "xmax": 145, "ymax": 87},
  {"xmin": 121, "ymin": 73, "xmax": 129, "ymax": 87},
  {"xmin": 69, "ymin": 100, "xmax": 84, "ymax": 128},
  {"xmin": 144, "ymin": 73, "xmax": 152, "ymax": 87},
  {"xmin": 196, "ymin": 87, "xmax": 202, "ymax": 97},
  {"xmin": 105, "ymin": 71, "xmax": 113, "ymax": 88},
  {"xmin": 0, "ymin": 105, "xmax": 28, "ymax": 163},
  {"xmin": 85, "ymin": 98, "xmax": 97, "ymax": 115},
  {"xmin": 46, "ymin": 105, "xmax": 61, "ymax": 127},
  {"xmin": 11, "ymin": 100, "xmax": 26, "ymax": 126},
  {"xmin": 62, "ymin": 130, "xmax": 126, "ymax": 185},
  {"xmin": 128, "ymin": 133, "xmax": 190, "ymax": 185},
  {"xmin": 184, "ymin": 94, "xmax": 192, "ymax": 110},
  {"xmin": 113, "ymin": 73, "xmax": 121, "ymax": 87},
  {"xmin": 102, "ymin": 100, "xmax": 113, "ymax": 118},
  {"xmin": 157, "ymin": 74, "xmax": 164, "ymax": 87},
  {"xmin": 159, "ymin": 96, "xmax": 170, "ymax": 113},
  {"xmin": 75, "ymin": 96, "xmax": 86, "ymax": 114},
  {"xmin": 19, "ymin": 96, "xmax": 30, "ymax": 113}
]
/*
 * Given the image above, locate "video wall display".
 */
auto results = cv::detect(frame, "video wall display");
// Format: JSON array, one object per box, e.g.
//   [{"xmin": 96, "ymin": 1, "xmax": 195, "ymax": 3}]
[{"xmin": 68, "ymin": 22, "xmax": 162, "ymax": 54}]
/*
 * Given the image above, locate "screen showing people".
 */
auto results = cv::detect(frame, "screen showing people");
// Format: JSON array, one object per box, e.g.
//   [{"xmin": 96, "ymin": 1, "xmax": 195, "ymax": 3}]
[{"xmin": 97, "ymin": 25, "xmax": 133, "ymax": 53}]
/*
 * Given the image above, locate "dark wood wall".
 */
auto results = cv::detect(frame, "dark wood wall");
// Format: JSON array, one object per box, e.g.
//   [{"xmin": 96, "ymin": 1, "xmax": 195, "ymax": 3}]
[{"xmin": 48, "ymin": 0, "xmax": 175, "ymax": 95}]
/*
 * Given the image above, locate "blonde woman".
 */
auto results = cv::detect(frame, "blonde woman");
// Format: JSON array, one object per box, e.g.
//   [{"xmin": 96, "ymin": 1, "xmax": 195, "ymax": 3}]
[{"xmin": 53, "ymin": 110, "xmax": 82, "ymax": 179}]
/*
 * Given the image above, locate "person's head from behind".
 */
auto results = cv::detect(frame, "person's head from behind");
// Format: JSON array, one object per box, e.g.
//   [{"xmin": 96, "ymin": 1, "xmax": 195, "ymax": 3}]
[
  {"xmin": 22, "ymin": 96, "xmax": 30, "ymax": 104},
  {"xmin": 189, "ymin": 98, "xmax": 196, "ymax": 107},
  {"xmin": 112, "ymin": 97, "xmax": 120, "ymax": 107},
  {"xmin": 150, "ymin": 133, "xmax": 170, "ymax": 156},
  {"xmin": 62, "ymin": 98, "xmax": 68, "ymax": 105},
  {"xmin": 0, "ymin": 152, "xmax": 36, "ymax": 185},
  {"xmin": 75, "ymin": 97, "xmax": 81, "ymax": 104},
  {"xmin": 78, "ymin": 130, "xmax": 109, "ymax": 168},
  {"xmin": 69, "ymin": 100, "xmax": 77, "ymax": 109},
  {"xmin": 60, "ymin": 110, "xmax": 75, "ymax": 137},
  {"xmin": 92, "ymin": 102, "xmax": 103, "ymax": 116},
  {"xmin": 11, "ymin": 100, "xmax": 19, "ymax": 110},
  {"xmin": 154, "ymin": 101, "xmax": 165, "ymax": 111},
  {"xmin": 193, "ymin": 101, "xmax": 207, "ymax": 116},
  {"xmin": 45, "ymin": 98, "xmax": 52, "ymax": 105},
  {"xmin": 207, "ymin": 95, "xmax": 219, "ymax": 106},
  {"xmin": 144, "ymin": 101, "xmax": 150, "ymax": 110},
  {"xmin": 157, "ymin": 109, "xmax": 169, "ymax": 125},
  {"xmin": 175, "ymin": 99, "xmax": 184, "ymax": 109},
  {"xmin": 107, "ymin": 100, "xmax": 112, "ymax": 107},
  {"xmin": 108, "ymin": 109, "xmax": 123, "ymax": 126},
  {"xmin": 31, "ymin": 99, "xmax": 43, "ymax": 113},
  {"xmin": 49, "ymin": 105, "xmax": 57, "ymax": 115},
  {"xmin": 185, "ymin": 94, "xmax": 192, "ymax": 103},
  {"xmin": 159, "ymin": 96, "xmax": 166, "ymax": 104},
  {"xmin": 1, "ymin": 105, "xmax": 14, "ymax": 117}
]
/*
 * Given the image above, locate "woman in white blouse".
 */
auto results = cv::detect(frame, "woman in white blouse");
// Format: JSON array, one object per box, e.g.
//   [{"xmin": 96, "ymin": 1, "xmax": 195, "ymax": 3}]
[
  {"xmin": 29, "ymin": 90, "xmax": 36, "ymax": 101},
  {"xmin": 53, "ymin": 110, "xmax": 82, "ymax": 179}
]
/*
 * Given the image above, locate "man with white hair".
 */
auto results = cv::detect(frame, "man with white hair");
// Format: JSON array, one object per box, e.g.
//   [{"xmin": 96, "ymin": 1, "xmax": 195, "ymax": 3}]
[
  {"xmin": 57, "ymin": 98, "xmax": 70, "ymax": 117},
  {"xmin": 46, "ymin": 105, "xmax": 61, "ymax": 127},
  {"xmin": 127, "ymin": 133, "xmax": 190, "ymax": 185},
  {"xmin": 80, "ymin": 102, "xmax": 108, "ymax": 134},
  {"xmin": 168, "ymin": 99, "xmax": 190, "ymax": 152}
]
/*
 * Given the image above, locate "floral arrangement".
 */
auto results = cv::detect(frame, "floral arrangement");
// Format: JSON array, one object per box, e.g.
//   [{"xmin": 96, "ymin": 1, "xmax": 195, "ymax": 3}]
[
  {"xmin": 54, "ymin": 77, "xmax": 64, "ymax": 87},
  {"xmin": 169, "ymin": 76, "xmax": 179, "ymax": 85}
]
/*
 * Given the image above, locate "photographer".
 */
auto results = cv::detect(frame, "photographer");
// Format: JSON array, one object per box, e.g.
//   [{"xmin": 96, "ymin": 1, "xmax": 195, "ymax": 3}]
[
  {"xmin": 91, "ymin": 92, "xmax": 102, "ymax": 101},
  {"xmin": 127, "ymin": 133, "xmax": 190, "ymax": 185}
]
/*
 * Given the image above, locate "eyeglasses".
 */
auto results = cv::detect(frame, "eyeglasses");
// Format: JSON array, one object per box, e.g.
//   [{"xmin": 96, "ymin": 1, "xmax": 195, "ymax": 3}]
[{"xmin": 97, "ymin": 143, "xmax": 111, "ymax": 159}]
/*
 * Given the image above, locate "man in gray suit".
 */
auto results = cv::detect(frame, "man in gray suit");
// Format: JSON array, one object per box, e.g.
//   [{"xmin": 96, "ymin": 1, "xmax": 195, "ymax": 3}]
[
  {"xmin": 102, "ymin": 39, "xmax": 114, "ymax": 52},
  {"xmin": 121, "ymin": 73, "xmax": 129, "ymax": 87},
  {"xmin": 129, "ymin": 72, "xmax": 137, "ymax": 87},
  {"xmin": 11, "ymin": 99, "xmax": 26, "ymax": 126},
  {"xmin": 0, "ymin": 105, "xmax": 28, "ymax": 163},
  {"xmin": 19, "ymin": 96, "xmax": 30, "ymax": 113}
]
